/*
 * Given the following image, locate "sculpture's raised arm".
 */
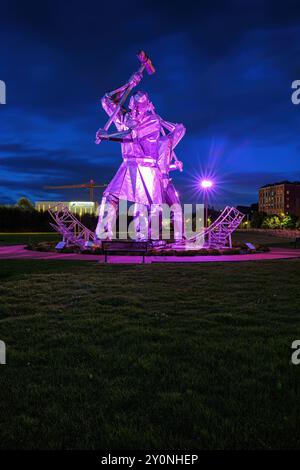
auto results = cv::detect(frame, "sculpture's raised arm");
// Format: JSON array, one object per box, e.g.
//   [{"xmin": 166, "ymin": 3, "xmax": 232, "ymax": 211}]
[
  {"xmin": 101, "ymin": 84, "xmax": 129, "ymax": 119},
  {"xmin": 101, "ymin": 73, "xmax": 143, "ymax": 130},
  {"xmin": 96, "ymin": 52, "xmax": 154, "ymax": 145}
]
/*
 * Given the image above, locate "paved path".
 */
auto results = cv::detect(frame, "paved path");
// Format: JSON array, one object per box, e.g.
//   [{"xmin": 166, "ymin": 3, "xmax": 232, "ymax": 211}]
[{"xmin": 1, "ymin": 245, "xmax": 300, "ymax": 263}]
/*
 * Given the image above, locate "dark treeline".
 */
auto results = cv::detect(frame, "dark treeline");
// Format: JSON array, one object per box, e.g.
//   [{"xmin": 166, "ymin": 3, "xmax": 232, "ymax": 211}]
[
  {"xmin": 0, "ymin": 206, "xmax": 51, "ymax": 232},
  {"xmin": 0, "ymin": 202, "xmax": 98, "ymax": 232}
]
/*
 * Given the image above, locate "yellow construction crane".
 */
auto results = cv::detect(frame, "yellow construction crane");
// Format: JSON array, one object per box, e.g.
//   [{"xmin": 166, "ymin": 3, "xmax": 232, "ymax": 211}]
[{"xmin": 44, "ymin": 179, "xmax": 107, "ymax": 202}]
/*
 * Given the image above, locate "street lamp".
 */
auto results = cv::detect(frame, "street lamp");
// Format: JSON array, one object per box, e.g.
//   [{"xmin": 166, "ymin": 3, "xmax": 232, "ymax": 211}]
[{"xmin": 200, "ymin": 179, "xmax": 213, "ymax": 227}]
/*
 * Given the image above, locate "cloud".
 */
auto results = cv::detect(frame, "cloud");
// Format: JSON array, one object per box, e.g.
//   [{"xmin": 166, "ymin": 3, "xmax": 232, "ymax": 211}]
[{"xmin": 1, "ymin": 1, "xmax": 300, "ymax": 205}]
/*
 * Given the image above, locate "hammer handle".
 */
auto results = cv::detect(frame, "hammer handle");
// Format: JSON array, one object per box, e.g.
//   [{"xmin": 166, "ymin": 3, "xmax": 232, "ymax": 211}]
[{"xmin": 102, "ymin": 63, "xmax": 145, "ymax": 133}]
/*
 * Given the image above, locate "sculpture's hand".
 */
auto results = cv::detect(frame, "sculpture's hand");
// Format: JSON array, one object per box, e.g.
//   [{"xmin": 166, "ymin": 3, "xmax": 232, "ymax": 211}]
[
  {"xmin": 95, "ymin": 128, "xmax": 109, "ymax": 144},
  {"xmin": 169, "ymin": 159, "xmax": 183, "ymax": 172},
  {"xmin": 176, "ymin": 159, "xmax": 183, "ymax": 172},
  {"xmin": 128, "ymin": 72, "xmax": 143, "ymax": 88}
]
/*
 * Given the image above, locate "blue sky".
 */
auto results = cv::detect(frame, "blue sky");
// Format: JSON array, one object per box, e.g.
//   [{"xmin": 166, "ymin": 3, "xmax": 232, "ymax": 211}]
[{"xmin": 1, "ymin": 0, "xmax": 300, "ymax": 207}]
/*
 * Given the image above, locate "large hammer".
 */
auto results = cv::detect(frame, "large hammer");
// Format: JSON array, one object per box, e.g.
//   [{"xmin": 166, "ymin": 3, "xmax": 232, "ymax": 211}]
[{"xmin": 96, "ymin": 50, "xmax": 155, "ymax": 144}]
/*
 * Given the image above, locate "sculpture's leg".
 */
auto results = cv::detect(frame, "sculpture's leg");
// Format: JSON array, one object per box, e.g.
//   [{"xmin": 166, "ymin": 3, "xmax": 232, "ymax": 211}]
[
  {"xmin": 96, "ymin": 194, "xmax": 118, "ymax": 240},
  {"xmin": 164, "ymin": 184, "xmax": 183, "ymax": 240},
  {"xmin": 131, "ymin": 202, "xmax": 149, "ymax": 240},
  {"xmin": 149, "ymin": 203, "xmax": 161, "ymax": 240},
  {"xmin": 171, "ymin": 203, "xmax": 183, "ymax": 240}
]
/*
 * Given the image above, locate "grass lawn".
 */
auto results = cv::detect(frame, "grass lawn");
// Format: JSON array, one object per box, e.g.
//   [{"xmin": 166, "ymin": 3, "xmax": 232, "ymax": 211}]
[
  {"xmin": 0, "ymin": 229, "xmax": 296, "ymax": 249},
  {"xmin": 0, "ymin": 259, "xmax": 300, "ymax": 449},
  {"xmin": 232, "ymin": 230, "xmax": 295, "ymax": 247}
]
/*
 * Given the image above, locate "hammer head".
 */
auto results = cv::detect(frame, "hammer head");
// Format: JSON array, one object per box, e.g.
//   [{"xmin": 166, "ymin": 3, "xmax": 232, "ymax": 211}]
[{"xmin": 137, "ymin": 50, "xmax": 155, "ymax": 75}]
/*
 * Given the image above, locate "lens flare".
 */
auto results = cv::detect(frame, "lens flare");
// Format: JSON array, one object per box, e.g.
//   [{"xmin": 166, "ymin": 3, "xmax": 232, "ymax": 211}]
[{"xmin": 200, "ymin": 179, "xmax": 213, "ymax": 189}]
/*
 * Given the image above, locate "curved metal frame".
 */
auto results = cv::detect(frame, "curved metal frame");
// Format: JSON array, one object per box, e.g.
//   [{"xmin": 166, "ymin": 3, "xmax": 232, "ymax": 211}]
[
  {"xmin": 48, "ymin": 203, "xmax": 244, "ymax": 250},
  {"xmin": 191, "ymin": 206, "xmax": 245, "ymax": 248},
  {"xmin": 48, "ymin": 203, "xmax": 97, "ymax": 248}
]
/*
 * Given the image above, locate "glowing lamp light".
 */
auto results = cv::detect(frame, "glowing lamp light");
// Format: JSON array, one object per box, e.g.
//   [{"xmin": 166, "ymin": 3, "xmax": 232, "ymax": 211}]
[{"xmin": 200, "ymin": 179, "xmax": 213, "ymax": 189}]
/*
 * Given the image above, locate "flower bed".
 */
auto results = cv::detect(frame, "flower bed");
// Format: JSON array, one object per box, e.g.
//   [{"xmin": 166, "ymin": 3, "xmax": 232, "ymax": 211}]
[{"xmin": 26, "ymin": 241, "xmax": 269, "ymax": 256}]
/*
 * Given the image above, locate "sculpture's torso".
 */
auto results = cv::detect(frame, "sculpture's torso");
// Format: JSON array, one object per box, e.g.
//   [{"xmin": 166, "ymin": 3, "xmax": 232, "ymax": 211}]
[{"xmin": 104, "ymin": 110, "xmax": 164, "ymax": 206}]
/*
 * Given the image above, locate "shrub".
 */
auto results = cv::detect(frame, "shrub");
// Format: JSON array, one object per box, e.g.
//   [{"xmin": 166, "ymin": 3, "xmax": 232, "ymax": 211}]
[
  {"xmin": 220, "ymin": 248, "xmax": 241, "ymax": 255},
  {"xmin": 262, "ymin": 215, "xmax": 282, "ymax": 229},
  {"xmin": 27, "ymin": 241, "xmax": 55, "ymax": 252}
]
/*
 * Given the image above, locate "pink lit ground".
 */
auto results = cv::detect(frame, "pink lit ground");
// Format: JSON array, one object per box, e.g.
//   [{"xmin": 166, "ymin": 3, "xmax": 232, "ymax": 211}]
[{"xmin": 1, "ymin": 244, "xmax": 300, "ymax": 263}]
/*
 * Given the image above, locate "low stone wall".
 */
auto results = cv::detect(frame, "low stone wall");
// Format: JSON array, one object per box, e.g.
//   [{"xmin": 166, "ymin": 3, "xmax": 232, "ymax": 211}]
[{"xmin": 238, "ymin": 228, "xmax": 300, "ymax": 239}]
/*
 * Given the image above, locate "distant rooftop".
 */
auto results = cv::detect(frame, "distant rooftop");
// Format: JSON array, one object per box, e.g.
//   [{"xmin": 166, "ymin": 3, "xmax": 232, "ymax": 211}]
[{"xmin": 260, "ymin": 180, "xmax": 300, "ymax": 188}]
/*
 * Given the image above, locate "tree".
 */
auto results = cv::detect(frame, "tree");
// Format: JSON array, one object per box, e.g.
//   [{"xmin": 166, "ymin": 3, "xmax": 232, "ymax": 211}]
[
  {"xmin": 262, "ymin": 215, "xmax": 281, "ymax": 229},
  {"xmin": 251, "ymin": 211, "xmax": 265, "ymax": 228},
  {"xmin": 281, "ymin": 214, "xmax": 297, "ymax": 229},
  {"xmin": 0, "ymin": 204, "xmax": 51, "ymax": 231},
  {"xmin": 16, "ymin": 197, "xmax": 34, "ymax": 211}
]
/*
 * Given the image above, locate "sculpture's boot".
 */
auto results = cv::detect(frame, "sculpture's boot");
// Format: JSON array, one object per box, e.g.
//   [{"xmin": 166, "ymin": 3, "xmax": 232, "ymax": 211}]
[{"xmin": 96, "ymin": 195, "xmax": 118, "ymax": 240}]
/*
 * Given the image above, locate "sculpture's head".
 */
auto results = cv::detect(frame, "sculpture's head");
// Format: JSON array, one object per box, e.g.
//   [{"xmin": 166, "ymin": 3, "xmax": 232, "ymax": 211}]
[{"xmin": 129, "ymin": 91, "xmax": 154, "ymax": 118}]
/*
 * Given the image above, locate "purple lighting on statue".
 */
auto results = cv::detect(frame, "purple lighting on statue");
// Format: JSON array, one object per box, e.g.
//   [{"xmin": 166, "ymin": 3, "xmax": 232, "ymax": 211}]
[{"xmin": 200, "ymin": 179, "xmax": 213, "ymax": 189}]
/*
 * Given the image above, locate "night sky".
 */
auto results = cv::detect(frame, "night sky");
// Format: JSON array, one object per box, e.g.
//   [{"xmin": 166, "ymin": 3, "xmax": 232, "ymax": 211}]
[{"xmin": 1, "ymin": 0, "xmax": 300, "ymax": 207}]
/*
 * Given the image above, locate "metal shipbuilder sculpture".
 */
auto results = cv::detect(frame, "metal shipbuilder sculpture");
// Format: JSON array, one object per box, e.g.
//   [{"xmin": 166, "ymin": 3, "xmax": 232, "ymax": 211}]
[
  {"xmin": 95, "ymin": 51, "xmax": 185, "ymax": 240},
  {"xmin": 48, "ymin": 53, "xmax": 243, "ymax": 250}
]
